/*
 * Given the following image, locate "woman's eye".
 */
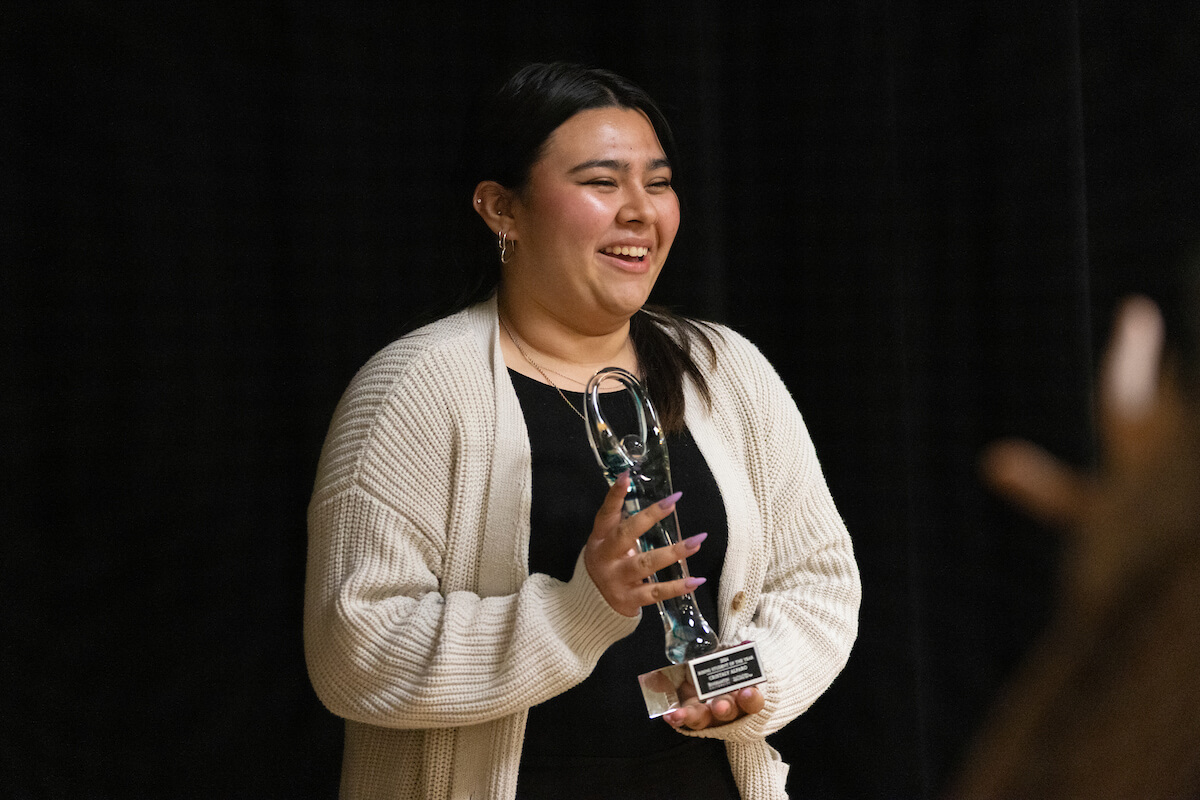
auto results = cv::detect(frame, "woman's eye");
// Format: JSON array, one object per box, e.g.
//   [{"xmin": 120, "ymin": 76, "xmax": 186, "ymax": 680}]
[{"xmin": 585, "ymin": 178, "xmax": 617, "ymax": 187}]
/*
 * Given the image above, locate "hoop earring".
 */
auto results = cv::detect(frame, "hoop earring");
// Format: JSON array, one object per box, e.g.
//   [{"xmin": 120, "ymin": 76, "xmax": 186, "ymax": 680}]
[{"xmin": 497, "ymin": 229, "xmax": 514, "ymax": 264}]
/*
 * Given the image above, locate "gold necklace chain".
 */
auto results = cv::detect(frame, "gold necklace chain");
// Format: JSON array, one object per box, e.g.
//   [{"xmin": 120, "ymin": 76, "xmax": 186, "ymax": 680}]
[
  {"xmin": 499, "ymin": 316, "xmax": 588, "ymax": 423},
  {"xmin": 537, "ymin": 363, "xmax": 589, "ymax": 388}
]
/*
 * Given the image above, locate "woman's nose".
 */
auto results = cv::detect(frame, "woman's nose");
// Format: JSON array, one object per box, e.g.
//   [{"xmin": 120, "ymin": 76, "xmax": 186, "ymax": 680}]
[{"xmin": 618, "ymin": 186, "xmax": 657, "ymax": 225}]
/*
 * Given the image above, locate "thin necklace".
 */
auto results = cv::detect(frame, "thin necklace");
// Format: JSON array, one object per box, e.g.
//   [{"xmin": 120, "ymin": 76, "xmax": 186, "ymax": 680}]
[
  {"xmin": 537, "ymin": 363, "xmax": 589, "ymax": 388},
  {"xmin": 499, "ymin": 316, "xmax": 588, "ymax": 423}
]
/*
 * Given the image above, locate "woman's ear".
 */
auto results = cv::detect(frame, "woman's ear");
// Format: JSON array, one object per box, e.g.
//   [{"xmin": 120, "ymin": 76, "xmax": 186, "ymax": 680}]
[{"xmin": 473, "ymin": 181, "xmax": 518, "ymax": 239}]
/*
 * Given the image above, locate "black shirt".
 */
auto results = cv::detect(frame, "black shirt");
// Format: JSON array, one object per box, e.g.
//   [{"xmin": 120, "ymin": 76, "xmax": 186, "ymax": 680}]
[{"xmin": 509, "ymin": 370, "xmax": 740, "ymax": 798}]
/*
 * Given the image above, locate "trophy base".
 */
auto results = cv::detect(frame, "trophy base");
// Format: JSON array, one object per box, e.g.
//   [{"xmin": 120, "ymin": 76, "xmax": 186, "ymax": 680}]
[{"xmin": 637, "ymin": 642, "xmax": 766, "ymax": 719}]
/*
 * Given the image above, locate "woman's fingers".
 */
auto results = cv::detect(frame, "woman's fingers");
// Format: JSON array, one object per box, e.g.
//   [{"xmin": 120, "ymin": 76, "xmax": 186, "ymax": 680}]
[
  {"xmin": 626, "ymin": 572, "xmax": 707, "ymax": 609},
  {"xmin": 665, "ymin": 686, "xmax": 765, "ymax": 730},
  {"xmin": 585, "ymin": 478, "xmax": 708, "ymax": 616},
  {"xmin": 624, "ymin": 531, "xmax": 705, "ymax": 579},
  {"xmin": 733, "ymin": 687, "xmax": 765, "ymax": 716},
  {"xmin": 666, "ymin": 697, "xmax": 712, "ymax": 730},
  {"xmin": 610, "ymin": 511, "xmax": 706, "ymax": 604},
  {"xmin": 591, "ymin": 472, "xmax": 633, "ymax": 540},
  {"xmin": 587, "ymin": 539, "xmax": 707, "ymax": 616},
  {"xmin": 708, "ymin": 694, "xmax": 740, "ymax": 722},
  {"xmin": 592, "ymin": 483, "xmax": 684, "ymax": 558}
]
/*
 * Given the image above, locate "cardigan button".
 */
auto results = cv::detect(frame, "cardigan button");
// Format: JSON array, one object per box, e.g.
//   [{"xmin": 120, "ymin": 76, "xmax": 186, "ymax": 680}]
[{"xmin": 731, "ymin": 590, "xmax": 746, "ymax": 612}]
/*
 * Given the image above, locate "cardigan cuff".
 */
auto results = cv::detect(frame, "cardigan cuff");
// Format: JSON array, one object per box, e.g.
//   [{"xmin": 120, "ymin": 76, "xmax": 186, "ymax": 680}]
[{"xmin": 538, "ymin": 551, "xmax": 641, "ymax": 667}]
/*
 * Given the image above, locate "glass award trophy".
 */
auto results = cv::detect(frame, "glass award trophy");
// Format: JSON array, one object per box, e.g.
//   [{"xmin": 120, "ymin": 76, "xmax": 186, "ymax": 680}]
[{"xmin": 584, "ymin": 367, "xmax": 765, "ymax": 718}]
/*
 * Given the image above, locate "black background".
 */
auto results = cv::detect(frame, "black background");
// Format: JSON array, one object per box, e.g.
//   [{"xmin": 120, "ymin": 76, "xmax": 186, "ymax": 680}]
[{"xmin": 5, "ymin": 2, "xmax": 1199, "ymax": 797}]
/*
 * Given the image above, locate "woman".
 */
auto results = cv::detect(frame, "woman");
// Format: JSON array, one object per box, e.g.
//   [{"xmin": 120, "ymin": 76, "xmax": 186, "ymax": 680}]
[{"xmin": 305, "ymin": 62, "xmax": 860, "ymax": 799}]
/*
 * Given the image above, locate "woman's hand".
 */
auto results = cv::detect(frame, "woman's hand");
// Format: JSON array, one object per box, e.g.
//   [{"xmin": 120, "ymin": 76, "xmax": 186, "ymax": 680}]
[
  {"xmin": 584, "ymin": 472, "xmax": 708, "ymax": 618},
  {"xmin": 665, "ymin": 684, "xmax": 766, "ymax": 731}
]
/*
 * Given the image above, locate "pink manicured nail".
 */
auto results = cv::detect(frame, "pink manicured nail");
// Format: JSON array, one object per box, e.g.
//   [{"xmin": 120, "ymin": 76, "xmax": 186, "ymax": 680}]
[
  {"xmin": 684, "ymin": 577, "xmax": 706, "ymax": 590},
  {"xmin": 657, "ymin": 491, "xmax": 682, "ymax": 510},
  {"xmin": 683, "ymin": 532, "xmax": 708, "ymax": 551}
]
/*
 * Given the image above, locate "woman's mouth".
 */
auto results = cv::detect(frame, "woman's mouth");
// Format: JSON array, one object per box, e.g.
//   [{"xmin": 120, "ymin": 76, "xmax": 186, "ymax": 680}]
[{"xmin": 601, "ymin": 245, "xmax": 648, "ymax": 262}]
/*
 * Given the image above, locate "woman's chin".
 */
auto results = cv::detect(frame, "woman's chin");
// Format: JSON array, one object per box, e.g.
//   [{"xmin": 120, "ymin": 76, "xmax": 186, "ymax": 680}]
[{"xmin": 598, "ymin": 291, "xmax": 656, "ymax": 321}]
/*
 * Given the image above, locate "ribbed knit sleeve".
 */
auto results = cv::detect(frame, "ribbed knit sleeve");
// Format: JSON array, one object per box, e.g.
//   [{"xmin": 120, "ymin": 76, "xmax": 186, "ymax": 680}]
[
  {"xmin": 304, "ymin": 320, "xmax": 639, "ymax": 731},
  {"xmin": 683, "ymin": 327, "xmax": 861, "ymax": 748}
]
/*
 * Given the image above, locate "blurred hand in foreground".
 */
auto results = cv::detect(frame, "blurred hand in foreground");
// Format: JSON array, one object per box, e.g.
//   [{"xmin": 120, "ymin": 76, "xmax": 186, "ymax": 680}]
[{"xmin": 980, "ymin": 296, "xmax": 1199, "ymax": 610}]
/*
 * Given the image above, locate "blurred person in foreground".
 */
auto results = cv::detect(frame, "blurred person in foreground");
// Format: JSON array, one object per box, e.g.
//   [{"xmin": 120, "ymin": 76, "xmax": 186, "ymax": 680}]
[{"xmin": 951, "ymin": 250, "xmax": 1200, "ymax": 798}]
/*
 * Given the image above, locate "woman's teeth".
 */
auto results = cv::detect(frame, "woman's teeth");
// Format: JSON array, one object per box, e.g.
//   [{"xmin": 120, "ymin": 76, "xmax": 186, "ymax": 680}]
[{"xmin": 602, "ymin": 246, "xmax": 648, "ymax": 259}]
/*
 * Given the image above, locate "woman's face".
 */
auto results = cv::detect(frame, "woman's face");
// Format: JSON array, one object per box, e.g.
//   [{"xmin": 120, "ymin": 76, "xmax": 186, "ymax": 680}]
[{"xmin": 504, "ymin": 106, "xmax": 680, "ymax": 332}]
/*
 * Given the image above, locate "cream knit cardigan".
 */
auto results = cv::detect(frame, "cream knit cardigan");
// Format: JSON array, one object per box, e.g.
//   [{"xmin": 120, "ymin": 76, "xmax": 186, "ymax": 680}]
[{"xmin": 305, "ymin": 297, "xmax": 860, "ymax": 799}]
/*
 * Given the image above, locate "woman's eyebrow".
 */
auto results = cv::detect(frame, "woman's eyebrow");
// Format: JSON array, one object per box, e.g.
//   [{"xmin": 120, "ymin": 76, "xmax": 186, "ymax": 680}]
[{"xmin": 568, "ymin": 157, "xmax": 672, "ymax": 173}]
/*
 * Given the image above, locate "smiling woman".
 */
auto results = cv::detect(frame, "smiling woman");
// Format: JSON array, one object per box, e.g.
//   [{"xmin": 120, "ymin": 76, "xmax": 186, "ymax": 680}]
[
  {"xmin": 303, "ymin": 62, "xmax": 861, "ymax": 800},
  {"xmin": 476, "ymin": 105, "xmax": 680, "ymax": 376}
]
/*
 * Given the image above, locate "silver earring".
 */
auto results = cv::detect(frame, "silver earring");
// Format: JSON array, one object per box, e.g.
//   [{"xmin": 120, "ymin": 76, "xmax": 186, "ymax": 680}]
[{"xmin": 497, "ymin": 229, "xmax": 514, "ymax": 264}]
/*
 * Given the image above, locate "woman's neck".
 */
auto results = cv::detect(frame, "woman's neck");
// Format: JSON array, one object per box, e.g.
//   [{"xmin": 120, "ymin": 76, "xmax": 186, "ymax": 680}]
[{"xmin": 497, "ymin": 293, "xmax": 638, "ymax": 389}]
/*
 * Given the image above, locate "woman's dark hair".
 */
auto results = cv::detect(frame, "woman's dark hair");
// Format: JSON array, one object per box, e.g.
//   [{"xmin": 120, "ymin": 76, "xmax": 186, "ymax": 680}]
[{"xmin": 456, "ymin": 61, "xmax": 717, "ymax": 432}]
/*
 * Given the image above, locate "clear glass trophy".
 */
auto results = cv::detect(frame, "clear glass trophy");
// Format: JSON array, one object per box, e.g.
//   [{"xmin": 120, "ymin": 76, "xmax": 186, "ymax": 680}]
[{"xmin": 584, "ymin": 367, "xmax": 765, "ymax": 718}]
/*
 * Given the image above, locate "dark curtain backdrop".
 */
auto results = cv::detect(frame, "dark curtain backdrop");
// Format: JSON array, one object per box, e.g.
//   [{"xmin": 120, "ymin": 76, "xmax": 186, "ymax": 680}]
[{"xmin": 5, "ymin": 2, "xmax": 1198, "ymax": 797}]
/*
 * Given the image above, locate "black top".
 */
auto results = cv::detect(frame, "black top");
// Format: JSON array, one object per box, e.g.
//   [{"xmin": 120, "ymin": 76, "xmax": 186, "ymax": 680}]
[{"xmin": 509, "ymin": 369, "xmax": 740, "ymax": 798}]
